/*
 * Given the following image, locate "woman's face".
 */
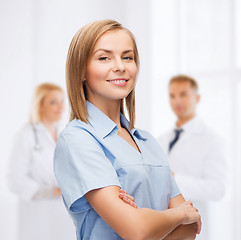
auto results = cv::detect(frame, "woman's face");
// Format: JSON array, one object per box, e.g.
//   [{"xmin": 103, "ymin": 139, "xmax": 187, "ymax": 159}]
[
  {"xmin": 40, "ymin": 90, "xmax": 65, "ymax": 122},
  {"xmin": 85, "ymin": 29, "xmax": 138, "ymax": 104}
]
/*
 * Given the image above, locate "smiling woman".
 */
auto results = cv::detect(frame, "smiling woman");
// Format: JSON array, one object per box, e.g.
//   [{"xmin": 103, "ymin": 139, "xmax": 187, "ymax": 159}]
[
  {"xmin": 54, "ymin": 19, "xmax": 201, "ymax": 240},
  {"xmin": 85, "ymin": 29, "xmax": 137, "ymax": 105}
]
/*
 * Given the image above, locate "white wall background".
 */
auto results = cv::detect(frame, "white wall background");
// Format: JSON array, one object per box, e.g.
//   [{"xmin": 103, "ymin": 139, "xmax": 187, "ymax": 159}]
[{"xmin": 0, "ymin": 0, "xmax": 240, "ymax": 239}]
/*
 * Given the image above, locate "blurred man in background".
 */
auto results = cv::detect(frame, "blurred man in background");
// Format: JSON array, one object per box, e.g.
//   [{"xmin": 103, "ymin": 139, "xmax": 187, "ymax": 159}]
[{"xmin": 158, "ymin": 75, "xmax": 227, "ymax": 240}]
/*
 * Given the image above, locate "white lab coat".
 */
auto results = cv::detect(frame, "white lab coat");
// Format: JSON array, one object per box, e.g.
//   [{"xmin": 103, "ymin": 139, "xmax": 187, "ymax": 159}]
[
  {"xmin": 7, "ymin": 123, "xmax": 75, "ymax": 240},
  {"xmin": 158, "ymin": 117, "xmax": 227, "ymax": 240}
]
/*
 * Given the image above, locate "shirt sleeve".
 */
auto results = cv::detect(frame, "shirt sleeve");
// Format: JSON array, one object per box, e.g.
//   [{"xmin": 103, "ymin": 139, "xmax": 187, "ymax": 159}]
[
  {"xmin": 170, "ymin": 174, "xmax": 181, "ymax": 199},
  {"xmin": 54, "ymin": 128, "xmax": 121, "ymax": 213}
]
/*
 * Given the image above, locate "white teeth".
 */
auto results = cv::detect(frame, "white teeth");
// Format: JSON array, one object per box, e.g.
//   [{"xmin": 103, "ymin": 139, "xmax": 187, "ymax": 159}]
[{"xmin": 111, "ymin": 80, "xmax": 127, "ymax": 82}]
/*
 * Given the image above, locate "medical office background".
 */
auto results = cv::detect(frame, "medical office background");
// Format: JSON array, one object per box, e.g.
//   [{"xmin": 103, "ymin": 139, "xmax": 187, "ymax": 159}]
[{"xmin": 0, "ymin": 0, "xmax": 240, "ymax": 239}]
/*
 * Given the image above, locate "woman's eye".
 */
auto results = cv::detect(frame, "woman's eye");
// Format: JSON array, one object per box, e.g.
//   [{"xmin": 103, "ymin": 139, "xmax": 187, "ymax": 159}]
[
  {"xmin": 123, "ymin": 56, "xmax": 133, "ymax": 60},
  {"xmin": 50, "ymin": 101, "xmax": 57, "ymax": 105},
  {"xmin": 99, "ymin": 57, "xmax": 108, "ymax": 61}
]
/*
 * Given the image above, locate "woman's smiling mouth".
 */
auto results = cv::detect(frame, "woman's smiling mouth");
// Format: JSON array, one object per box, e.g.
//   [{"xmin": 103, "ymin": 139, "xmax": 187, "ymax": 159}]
[{"xmin": 107, "ymin": 78, "xmax": 129, "ymax": 86}]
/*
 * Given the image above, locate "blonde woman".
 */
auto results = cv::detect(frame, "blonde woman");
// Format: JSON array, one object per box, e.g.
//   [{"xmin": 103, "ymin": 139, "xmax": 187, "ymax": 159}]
[
  {"xmin": 54, "ymin": 20, "xmax": 201, "ymax": 240},
  {"xmin": 7, "ymin": 83, "xmax": 75, "ymax": 240}
]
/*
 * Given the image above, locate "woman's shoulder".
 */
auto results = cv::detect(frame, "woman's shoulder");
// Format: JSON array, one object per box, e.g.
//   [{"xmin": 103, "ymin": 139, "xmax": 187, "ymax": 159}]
[
  {"xmin": 55, "ymin": 119, "xmax": 114, "ymax": 160},
  {"xmin": 17, "ymin": 122, "xmax": 47, "ymax": 133},
  {"xmin": 15, "ymin": 123, "xmax": 34, "ymax": 136},
  {"xmin": 11, "ymin": 123, "xmax": 35, "ymax": 147},
  {"xmin": 59, "ymin": 118, "xmax": 100, "ymax": 145},
  {"xmin": 61, "ymin": 119, "xmax": 91, "ymax": 134}
]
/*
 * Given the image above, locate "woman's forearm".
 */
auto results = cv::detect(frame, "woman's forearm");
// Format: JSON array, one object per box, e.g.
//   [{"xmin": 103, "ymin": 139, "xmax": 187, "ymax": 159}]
[
  {"xmin": 119, "ymin": 190, "xmax": 200, "ymax": 240},
  {"xmin": 86, "ymin": 186, "xmax": 200, "ymax": 240},
  {"xmin": 134, "ymin": 207, "xmax": 184, "ymax": 240},
  {"xmin": 163, "ymin": 223, "xmax": 197, "ymax": 240}
]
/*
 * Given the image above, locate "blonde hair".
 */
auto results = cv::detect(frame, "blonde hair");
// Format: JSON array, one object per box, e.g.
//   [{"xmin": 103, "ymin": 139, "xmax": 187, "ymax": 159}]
[
  {"xmin": 29, "ymin": 83, "xmax": 64, "ymax": 124},
  {"xmin": 66, "ymin": 19, "xmax": 139, "ymax": 130},
  {"xmin": 169, "ymin": 74, "xmax": 199, "ymax": 91}
]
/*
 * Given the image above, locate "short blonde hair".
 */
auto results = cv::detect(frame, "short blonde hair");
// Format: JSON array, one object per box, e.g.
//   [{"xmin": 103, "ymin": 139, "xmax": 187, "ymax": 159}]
[
  {"xmin": 66, "ymin": 19, "xmax": 139, "ymax": 130},
  {"xmin": 169, "ymin": 74, "xmax": 199, "ymax": 91},
  {"xmin": 29, "ymin": 83, "xmax": 64, "ymax": 124}
]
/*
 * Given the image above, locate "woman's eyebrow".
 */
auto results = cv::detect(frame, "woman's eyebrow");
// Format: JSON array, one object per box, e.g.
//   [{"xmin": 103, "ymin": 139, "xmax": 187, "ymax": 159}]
[
  {"xmin": 93, "ymin": 49, "xmax": 112, "ymax": 54},
  {"xmin": 93, "ymin": 49, "xmax": 134, "ymax": 55},
  {"xmin": 123, "ymin": 50, "xmax": 134, "ymax": 54}
]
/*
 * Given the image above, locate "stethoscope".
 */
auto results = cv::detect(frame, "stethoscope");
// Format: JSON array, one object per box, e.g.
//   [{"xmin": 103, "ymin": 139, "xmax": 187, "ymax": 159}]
[{"xmin": 32, "ymin": 124, "xmax": 42, "ymax": 151}]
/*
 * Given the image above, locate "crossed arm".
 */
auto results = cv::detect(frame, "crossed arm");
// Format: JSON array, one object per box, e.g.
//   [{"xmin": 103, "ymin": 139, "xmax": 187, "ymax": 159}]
[
  {"xmin": 120, "ymin": 189, "xmax": 198, "ymax": 240},
  {"xmin": 85, "ymin": 186, "xmax": 201, "ymax": 240},
  {"xmin": 163, "ymin": 194, "xmax": 198, "ymax": 240}
]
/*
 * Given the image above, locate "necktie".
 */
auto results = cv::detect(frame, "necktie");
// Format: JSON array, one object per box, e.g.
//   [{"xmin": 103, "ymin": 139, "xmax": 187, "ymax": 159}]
[{"xmin": 169, "ymin": 129, "xmax": 183, "ymax": 152}]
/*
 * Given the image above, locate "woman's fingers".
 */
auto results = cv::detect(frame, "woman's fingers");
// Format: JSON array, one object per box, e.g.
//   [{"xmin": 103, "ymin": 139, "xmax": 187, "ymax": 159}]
[
  {"xmin": 119, "ymin": 193, "xmax": 137, "ymax": 208},
  {"xmin": 125, "ymin": 194, "xmax": 135, "ymax": 202},
  {"xmin": 120, "ymin": 189, "xmax": 135, "ymax": 202},
  {"xmin": 196, "ymin": 218, "xmax": 202, "ymax": 234},
  {"xmin": 176, "ymin": 200, "xmax": 201, "ymax": 230},
  {"xmin": 194, "ymin": 207, "xmax": 199, "ymax": 212},
  {"xmin": 119, "ymin": 189, "xmax": 137, "ymax": 208},
  {"xmin": 185, "ymin": 200, "xmax": 193, "ymax": 206},
  {"xmin": 119, "ymin": 189, "xmax": 127, "ymax": 194}
]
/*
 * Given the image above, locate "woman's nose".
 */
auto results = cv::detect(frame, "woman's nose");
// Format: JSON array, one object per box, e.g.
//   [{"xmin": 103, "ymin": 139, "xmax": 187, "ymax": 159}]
[
  {"xmin": 112, "ymin": 58, "xmax": 125, "ymax": 72},
  {"xmin": 58, "ymin": 101, "xmax": 64, "ymax": 110}
]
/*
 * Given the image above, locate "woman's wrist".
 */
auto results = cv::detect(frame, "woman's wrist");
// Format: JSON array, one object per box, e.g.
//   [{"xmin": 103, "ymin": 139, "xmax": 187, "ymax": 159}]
[
  {"xmin": 170, "ymin": 200, "xmax": 201, "ymax": 229},
  {"xmin": 168, "ymin": 207, "xmax": 185, "ymax": 226}
]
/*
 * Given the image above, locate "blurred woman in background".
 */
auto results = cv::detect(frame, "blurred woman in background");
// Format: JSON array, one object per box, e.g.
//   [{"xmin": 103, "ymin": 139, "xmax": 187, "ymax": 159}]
[{"xmin": 7, "ymin": 83, "xmax": 75, "ymax": 240}]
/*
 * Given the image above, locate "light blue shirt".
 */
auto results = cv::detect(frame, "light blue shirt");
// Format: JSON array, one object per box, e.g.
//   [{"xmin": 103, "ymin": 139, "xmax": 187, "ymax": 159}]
[{"xmin": 54, "ymin": 101, "xmax": 180, "ymax": 240}]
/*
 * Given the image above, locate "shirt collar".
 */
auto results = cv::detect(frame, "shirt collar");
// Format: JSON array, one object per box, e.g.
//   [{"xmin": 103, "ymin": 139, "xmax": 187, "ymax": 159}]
[
  {"xmin": 120, "ymin": 113, "xmax": 147, "ymax": 141},
  {"xmin": 86, "ymin": 101, "xmax": 147, "ymax": 140},
  {"xmin": 32, "ymin": 122, "xmax": 46, "ymax": 131},
  {"xmin": 132, "ymin": 129, "xmax": 147, "ymax": 141},
  {"xmin": 33, "ymin": 122, "xmax": 61, "ymax": 134},
  {"xmin": 174, "ymin": 116, "xmax": 204, "ymax": 134}
]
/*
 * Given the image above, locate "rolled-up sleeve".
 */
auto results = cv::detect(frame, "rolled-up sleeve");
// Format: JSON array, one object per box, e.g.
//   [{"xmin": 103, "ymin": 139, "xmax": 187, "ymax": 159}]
[{"xmin": 54, "ymin": 128, "xmax": 121, "ymax": 213}]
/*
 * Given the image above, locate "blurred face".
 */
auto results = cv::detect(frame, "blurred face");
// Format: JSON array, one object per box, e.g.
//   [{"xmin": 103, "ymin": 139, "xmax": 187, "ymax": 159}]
[
  {"xmin": 85, "ymin": 29, "xmax": 138, "ymax": 104},
  {"xmin": 169, "ymin": 81, "xmax": 200, "ymax": 119},
  {"xmin": 40, "ymin": 90, "xmax": 64, "ymax": 122}
]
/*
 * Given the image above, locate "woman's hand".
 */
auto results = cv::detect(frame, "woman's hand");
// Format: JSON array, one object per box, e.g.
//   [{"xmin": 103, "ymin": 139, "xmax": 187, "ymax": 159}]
[
  {"xmin": 119, "ymin": 189, "xmax": 137, "ymax": 208},
  {"xmin": 52, "ymin": 187, "xmax": 62, "ymax": 197},
  {"xmin": 175, "ymin": 200, "xmax": 202, "ymax": 234}
]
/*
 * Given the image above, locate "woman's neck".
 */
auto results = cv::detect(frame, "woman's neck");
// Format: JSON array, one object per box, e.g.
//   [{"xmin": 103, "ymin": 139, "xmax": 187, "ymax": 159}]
[
  {"xmin": 41, "ymin": 118, "xmax": 58, "ymax": 142},
  {"xmin": 87, "ymin": 98, "xmax": 122, "ymax": 130}
]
